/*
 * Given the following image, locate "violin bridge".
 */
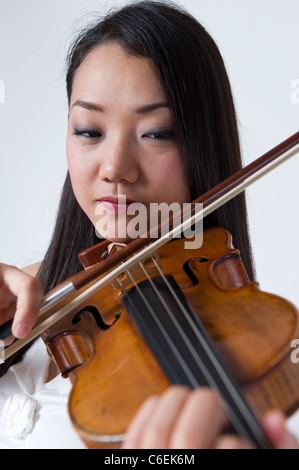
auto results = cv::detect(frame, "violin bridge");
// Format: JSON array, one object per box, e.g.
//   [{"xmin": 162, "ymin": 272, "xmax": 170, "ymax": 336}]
[{"xmin": 111, "ymin": 250, "xmax": 161, "ymax": 295}]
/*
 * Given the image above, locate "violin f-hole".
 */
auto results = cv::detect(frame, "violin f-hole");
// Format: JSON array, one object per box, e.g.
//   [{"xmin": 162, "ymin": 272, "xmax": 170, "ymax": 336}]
[
  {"xmin": 183, "ymin": 258, "xmax": 209, "ymax": 286},
  {"xmin": 72, "ymin": 305, "xmax": 121, "ymax": 330},
  {"xmin": 46, "ymin": 307, "xmax": 122, "ymax": 377}
]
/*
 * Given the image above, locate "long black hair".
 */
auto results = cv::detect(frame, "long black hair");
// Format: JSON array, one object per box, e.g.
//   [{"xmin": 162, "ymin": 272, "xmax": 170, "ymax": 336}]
[{"xmin": 38, "ymin": 0, "xmax": 254, "ymax": 294}]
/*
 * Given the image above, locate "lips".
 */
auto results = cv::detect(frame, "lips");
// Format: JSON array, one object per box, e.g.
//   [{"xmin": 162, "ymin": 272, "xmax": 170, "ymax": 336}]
[{"xmin": 98, "ymin": 196, "xmax": 140, "ymax": 214}]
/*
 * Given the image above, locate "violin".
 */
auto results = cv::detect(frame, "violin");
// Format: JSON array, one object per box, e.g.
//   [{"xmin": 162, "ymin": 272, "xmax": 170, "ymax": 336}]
[{"xmin": 1, "ymin": 132, "xmax": 299, "ymax": 449}]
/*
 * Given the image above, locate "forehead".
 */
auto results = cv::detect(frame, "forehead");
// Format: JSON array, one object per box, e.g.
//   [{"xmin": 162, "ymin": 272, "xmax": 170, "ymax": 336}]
[{"xmin": 70, "ymin": 42, "xmax": 167, "ymax": 106}]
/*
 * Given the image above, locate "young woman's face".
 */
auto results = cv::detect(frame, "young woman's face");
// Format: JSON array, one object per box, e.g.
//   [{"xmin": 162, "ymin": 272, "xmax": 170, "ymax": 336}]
[{"xmin": 67, "ymin": 42, "xmax": 190, "ymax": 242}]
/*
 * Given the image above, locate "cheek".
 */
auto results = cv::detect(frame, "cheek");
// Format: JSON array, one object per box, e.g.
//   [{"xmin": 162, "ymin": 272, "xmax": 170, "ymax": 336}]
[
  {"xmin": 66, "ymin": 139, "xmax": 94, "ymax": 208},
  {"xmin": 67, "ymin": 137, "xmax": 97, "ymax": 179},
  {"xmin": 66, "ymin": 138, "xmax": 79, "ymax": 177},
  {"xmin": 152, "ymin": 152, "xmax": 189, "ymax": 203},
  {"xmin": 67, "ymin": 139, "xmax": 84, "ymax": 176}
]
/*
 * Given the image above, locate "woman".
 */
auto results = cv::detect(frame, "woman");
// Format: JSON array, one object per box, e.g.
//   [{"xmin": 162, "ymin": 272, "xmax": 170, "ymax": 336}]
[{"xmin": 0, "ymin": 1, "xmax": 297, "ymax": 449}]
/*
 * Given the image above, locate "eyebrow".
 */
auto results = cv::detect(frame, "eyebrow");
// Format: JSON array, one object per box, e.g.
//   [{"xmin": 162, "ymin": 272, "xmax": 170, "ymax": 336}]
[
  {"xmin": 136, "ymin": 102, "xmax": 170, "ymax": 114},
  {"xmin": 72, "ymin": 100, "xmax": 170, "ymax": 114}
]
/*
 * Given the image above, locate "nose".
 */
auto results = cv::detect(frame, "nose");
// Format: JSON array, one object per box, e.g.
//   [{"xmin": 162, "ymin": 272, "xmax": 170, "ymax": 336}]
[{"xmin": 98, "ymin": 134, "xmax": 139, "ymax": 184}]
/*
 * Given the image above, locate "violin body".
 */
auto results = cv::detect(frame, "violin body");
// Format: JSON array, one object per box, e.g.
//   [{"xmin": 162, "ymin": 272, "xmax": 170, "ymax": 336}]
[{"xmin": 41, "ymin": 226, "xmax": 299, "ymax": 448}]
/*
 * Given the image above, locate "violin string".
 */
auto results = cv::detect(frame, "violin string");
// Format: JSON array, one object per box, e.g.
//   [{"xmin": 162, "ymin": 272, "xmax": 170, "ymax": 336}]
[
  {"xmin": 149, "ymin": 258, "xmax": 267, "ymax": 442},
  {"xmin": 115, "ymin": 274, "xmax": 199, "ymax": 388},
  {"xmin": 134, "ymin": 263, "xmax": 253, "ymax": 441},
  {"xmin": 122, "ymin": 260, "xmax": 265, "ymax": 446}
]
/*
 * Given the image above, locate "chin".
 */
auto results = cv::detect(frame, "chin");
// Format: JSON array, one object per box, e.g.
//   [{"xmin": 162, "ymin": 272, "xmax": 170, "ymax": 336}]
[
  {"xmin": 94, "ymin": 215, "xmax": 143, "ymax": 245},
  {"xmin": 96, "ymin": 226, "xmax": 135, "ymax": 244}
]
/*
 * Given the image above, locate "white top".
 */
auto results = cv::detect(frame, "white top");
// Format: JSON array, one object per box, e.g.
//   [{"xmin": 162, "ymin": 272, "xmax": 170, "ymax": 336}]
[
  {"xmin": 0, "ymin": 338, "xmax": 85, "ymax": 449},
  {"xmin": 0, "ymin": 338, "xmax": 298, "ymax": 449}
]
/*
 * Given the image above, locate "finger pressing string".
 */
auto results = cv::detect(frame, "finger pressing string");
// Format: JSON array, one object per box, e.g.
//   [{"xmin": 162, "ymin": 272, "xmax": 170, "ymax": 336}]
[
  {"xmin": 121, "ymin": 395, "xmax": 159, "ymax": 449},
  {"xmin": 262, "ymin": 411, "xmax": 299, "ymax": 449},
  {"xmin": 169, "ymin": 387, "xmax": 228, "ymax": 449}
]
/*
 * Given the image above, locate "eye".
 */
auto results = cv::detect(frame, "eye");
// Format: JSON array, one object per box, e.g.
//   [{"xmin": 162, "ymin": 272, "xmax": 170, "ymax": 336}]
[
  {"xmin": 144, "ymin": 129, "xmax": 175, "ymax": 141},
  {"xmin": 73, "ymin": 128, "xmax": 102, "ymax": 140}
]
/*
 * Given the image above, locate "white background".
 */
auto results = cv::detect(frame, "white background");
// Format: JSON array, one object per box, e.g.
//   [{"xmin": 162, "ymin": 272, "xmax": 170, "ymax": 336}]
[{"xmin": 0, "ymin": 0, "xmax": 298, "ymax": 308}]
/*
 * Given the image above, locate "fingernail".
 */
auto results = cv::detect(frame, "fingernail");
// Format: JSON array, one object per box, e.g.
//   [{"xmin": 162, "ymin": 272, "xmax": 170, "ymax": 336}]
[{"xmin": 14, "ymin": 324, "xmax": 31, "ymax": 338}]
